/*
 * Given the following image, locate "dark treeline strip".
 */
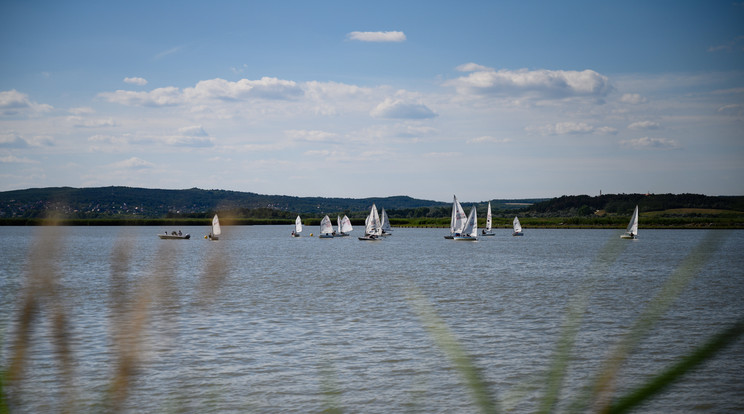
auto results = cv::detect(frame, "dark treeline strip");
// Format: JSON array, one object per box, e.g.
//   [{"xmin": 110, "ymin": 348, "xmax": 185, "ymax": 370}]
[{"xmin": 3, "ymin": 216, "xmax": 742, "ymax": 229}]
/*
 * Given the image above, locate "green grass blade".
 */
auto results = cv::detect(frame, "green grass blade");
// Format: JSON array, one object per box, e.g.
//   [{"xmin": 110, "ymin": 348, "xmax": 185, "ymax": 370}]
[
  {"xmin": 608, "ymin": 319, "xmax": 744, "ymax": 414},
  {"xmin": 407, "ymin": 285, "xmax": 499, "ymax": 414},
  {"xmin": 538, "ymin": 236, "xmax": 629, "ymax": 413}
]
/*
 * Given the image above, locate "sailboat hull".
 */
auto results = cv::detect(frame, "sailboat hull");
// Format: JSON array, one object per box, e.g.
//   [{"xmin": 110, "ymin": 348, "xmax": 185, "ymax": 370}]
[
  {"xmin": 512, "ymin": 232, "xmax": 523, "ymax": 236},
  {"xmin": 620, "ymin": 234, "xmax": 636, "ymax": 239},
  {"xmin": 481, "ymin": 232, "xmax": 495, "ymax": 236},
  {"xmin": 319, "ymin": 234, "xmax": 334, "ymax": 239},
  {"xmin": 453, "ymin": 236, "xmax": 477, "ymax": 241}
]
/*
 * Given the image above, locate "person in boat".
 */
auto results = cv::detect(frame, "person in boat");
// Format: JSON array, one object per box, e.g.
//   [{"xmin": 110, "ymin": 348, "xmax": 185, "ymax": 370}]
[
  {"xmin": 178, "ymin": 230, "xmax": 182, "ymax": 236},
  {"xmin": 291, "ymin": 230, "xmax": 295, "ymax": 237}
]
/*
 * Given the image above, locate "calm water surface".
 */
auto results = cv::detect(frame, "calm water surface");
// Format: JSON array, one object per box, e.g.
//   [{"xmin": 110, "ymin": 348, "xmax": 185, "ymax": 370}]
[{"xmin": 1, "ymin": 226, "xmax": 743, "ymax": 412}]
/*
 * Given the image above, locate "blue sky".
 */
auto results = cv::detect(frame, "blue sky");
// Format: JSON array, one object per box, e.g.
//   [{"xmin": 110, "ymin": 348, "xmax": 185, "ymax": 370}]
[{"xmin": 1, "ymin": 1, "xmax": 742, "ymax": 202}]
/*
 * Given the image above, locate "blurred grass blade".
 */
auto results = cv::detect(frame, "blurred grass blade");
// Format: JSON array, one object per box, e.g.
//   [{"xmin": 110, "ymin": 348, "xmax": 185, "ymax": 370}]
[
  {"xmin": 573, "ymin": 230, "xmax": 728, "ymax": 412},
  {"xmin": 609, "ymin": 319, "xmax": 744, "ymax": 414},
  {"xmin": 538, "ymin": 236, "xmax": 629, "ymax": 413},
  {"xmin": 407, "ymin": 285, "xmax": 499, "ymax": 414}
]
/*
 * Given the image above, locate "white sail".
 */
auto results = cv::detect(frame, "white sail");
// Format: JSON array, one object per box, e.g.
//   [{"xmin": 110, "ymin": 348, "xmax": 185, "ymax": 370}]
[
  {"xmin": 381, "ymin": 208, "xmax": 392, "ymax": 233},
  {"xmin": 295, "ymin": 215, "xmax": 303, "ymax": 234},
  {"xmin": 486, "ymin": 202, "xmax": 492, "ymax": 232},
  {"xmin": 320, "ymin": 215, "xmax": 333, "ymax": 235},
  {"xmin": 341, "ymin": 215, "xmax": 353, "ymax": 233},
  {"xmin": 337, "ymin": 215, "xmax": 342, "ymax": 234},
  {"xmin": 365, "ymin": 204, "xmax": 382, "ymax": 236},
  {"xmin": 212, "ymin": 214, "xmax": 222, "ymax": 236},
  {"xmin": 625, "ymin": 205, "xmax": 639, "ymax": 236},
  {"xmin": 513, "ymin": 216, "xmax": 522, "ymax": 233},
  {"xmin": 450, "ymin": 195, "xmax": 467, "ymax": 234},
  {"xmin": 461, "ymin": 206, "xmax": 477, "ymax": 237}
]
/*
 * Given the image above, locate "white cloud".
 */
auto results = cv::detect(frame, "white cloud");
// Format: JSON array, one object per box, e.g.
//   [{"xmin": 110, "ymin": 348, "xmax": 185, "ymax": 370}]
[
  {"xmin": 285, "ymin": 129, "xmax": 339, "ymax": 142},
  {"xmin": 347, "ymin": 31, "xmax": 406, "ymax": 42},
  {"xmin": 526, "ymin": 122, "xmax": 616, "ymax": 135},
  {"xmin": 466, "ymin": 136, "xmax": 512, "ymax": 144},
  {"xmin": 110, "ymin": 157, "xmax": 155, "ymax": 169},
  {"xmin": 69, "ymin": 106, "xmax": 95, "ymax": 115},
  {"xmin": 0, "ymin": 133, "xmax": 29, "ymax": 148},
  {"xmin": 370, "ymin": 98, "xmax": 437, "ymax": 119},
  {"xmin": 100, "ymin": 77, "xmax": 304, "ymax": 107},
  {"xmin": 0, "ymin": 90, "xmax": 53, "ymax": 116},
  {"xmin": 423, "ymin": 152, "xmax": 461, "ymax": 158},
  {"xmin": 717, "ymin": 104, "xmax": 744, "ymax": 117},
  {"xmin": 124, "ymin": 77, "xmax": 148, "ymax": 86},
  {"xmin": 620, "ymin": 137, "xmax": 680, "ymax": 150},
  {"xmin": 99, "ymin": 87, "xmax": 182, "ymax": 107},
  {"xmin": 69, "ymin": 116, "xmax": 117, "ymax": 128},
  {"xmin": 0, "ymin": 154, "xmax": 38, "ymax": 164},
  {"xmin": 628, "ymin": 121, "xmax": 660, "ymax": 130},
  {"xmin": 446, "ymin": 66, "xmax": 612, "ymax": 100},
  {"xmin": 455, "ymin": 63, "xmax": 492, "ymax": 72},
  {"xmin": 178, "ymin": 126, "xmax": 208, "ymax": 137},
  {"xmin": 184, "ymin": 77, "xmax": 303, "ymax": 101},
  {"xmin": 620, "ymin": 93, "xmax": 648, "ymax": 104}
]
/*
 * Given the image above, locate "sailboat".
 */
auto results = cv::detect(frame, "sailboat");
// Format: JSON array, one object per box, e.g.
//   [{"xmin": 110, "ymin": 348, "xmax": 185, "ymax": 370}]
[
  {"xmin": 319, "ymin": 215, "xmax": 334, "ymax": 238},
  {"xmin": 512, "ymin": 216, "xmax": 523, "ymax": 236},
  {"xmin": 445, "ymin": 195, "xmax": 467, "ymax": 239},
  {"xmin": 380, "ymin": 208, "xmax": 393, "ymax": 236},
  {"xmin": 206, "ymin": 214, "xmax": 221, "ymax": 241},
  {"xmin": 336, "ymin": 215, "xmax": 353, "ymax": 237},
  {"xmin": 481, "ymin": 201, "xmax": 495, "ymax": 236},
  {"xmin": 359, "ymin": 204, "xmax": 383, "ymax": 241},
  {"xmin": 620, "ymin": 205, "xmax": 639, "ymax": 239},
  {"xmin": 454, "ymin": 206, "xmax": 478, "ymax": 241},
  {"xmin": 291, "ymin": 215, "xmax": 303, "ymax": 237}
]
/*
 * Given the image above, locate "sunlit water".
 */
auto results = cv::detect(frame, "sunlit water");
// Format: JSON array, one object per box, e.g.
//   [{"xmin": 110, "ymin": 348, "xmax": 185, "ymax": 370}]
[{"xmin": 1, "ymin": 226, "xmax": 743, "ymax": 412}]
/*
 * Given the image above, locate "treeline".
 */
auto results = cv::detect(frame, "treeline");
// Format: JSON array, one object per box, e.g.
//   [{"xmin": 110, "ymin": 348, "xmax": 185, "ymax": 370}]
[{"xmin": 528, "ymin": 193, "xmax": 744, "ymax": 216}]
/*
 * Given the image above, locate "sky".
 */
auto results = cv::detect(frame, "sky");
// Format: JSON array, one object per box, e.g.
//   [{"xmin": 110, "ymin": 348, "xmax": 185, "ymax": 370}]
[{"xmin": 1, "ymin": 1, "xmax": 743, "ymax": 202}]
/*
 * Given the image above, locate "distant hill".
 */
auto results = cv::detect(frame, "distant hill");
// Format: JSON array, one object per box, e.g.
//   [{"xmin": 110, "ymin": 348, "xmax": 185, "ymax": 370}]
[
  {"xmin": 3, "ymin": 187, "xmax": 738, "ymax": 221},
  {"xmin": 525, "ymin": 193, "xmax": 744, "ymax": 217},
  {"xmin": 0, "ymin": 186, "xmax": 542, "ymax": 219}
]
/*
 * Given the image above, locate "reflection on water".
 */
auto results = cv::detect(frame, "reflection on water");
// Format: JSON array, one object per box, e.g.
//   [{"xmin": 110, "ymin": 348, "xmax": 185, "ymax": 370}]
[{"xmin": 1, "ymin": 226, "xmax": 743, "ymax": 412}]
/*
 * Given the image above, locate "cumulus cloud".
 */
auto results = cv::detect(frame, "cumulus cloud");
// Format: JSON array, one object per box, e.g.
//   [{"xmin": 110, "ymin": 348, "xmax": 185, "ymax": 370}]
[
  {"xmin": 0, "ymin": 154, "xmax": 38, "ymax": 164},
  {"xmin": 124, "ymin": 77, "xmax": 148, "ymax": 86},
  {"xmin": 285, "ymin": 129, "xmax": 339, "ymax": 142},
  {"xmin": 0, "ymin": 90, "xmax": 53, "ymax": 116},
  {"xmin": 717, "ymin": 104, "xmax": 744, "ymax": 117},
  {"xmin": 466, "ymin": 136, "xmax": 512, "ymax": 144},
  {"xmin": 620, "ymin": 137, "xmax": 680, "ymax": 150},
  {"xmin": 69, "ymin": 116, "xmax": 117, "ymax": 128},
  {"xmin": 69, "ymin": 106, "xmax": 95, "ymax": 115},
  {"xmin": 628, "ymin": 121, "xmax": 660, "ymax": 130},
  {"xmin": 178, "ymin": 126, "xmax": 208, "ymax": 137},
  {"xmin": 446, "ymin": 66, "xmax": 612, "ymax": 100},
  {"xmin": 99, "ymin": 87, "xmax": 182, "ymax": 107},
  {"xmin": 0, "ymin": 133, "xmax": 29, "ymax": 148},
  {"xmin": 370, "ymin": 98, "xmax": 437, "ymax": 119},
  {"xmin": 526, "ymin": 122, "xmax": 616, "ymax": 136},
  {"xmin": 620, "ymin": 93, "xmax": 648, "ymax": 104},
  {"xmin": 347, "ymin": 31, "xmax": 406, "ymax": 42},
  {"xmin": 100, "ymin": 77, "xmax": 304, "ymax": 107},
  {"xmin": 111, "ymin": 157, "xmax": 155, "ymax": 169}
]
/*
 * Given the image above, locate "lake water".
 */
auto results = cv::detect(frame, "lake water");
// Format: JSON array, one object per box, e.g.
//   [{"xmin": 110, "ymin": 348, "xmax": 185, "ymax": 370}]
[{"xmin": 1, "ymin": 226, "xmax": 743, "ymax": 413}]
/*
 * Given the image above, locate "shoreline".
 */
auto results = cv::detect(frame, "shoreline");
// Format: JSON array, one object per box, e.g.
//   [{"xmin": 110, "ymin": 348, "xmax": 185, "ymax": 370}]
[{"xmin": 1, "ymin": 218, "xmax": 742, "ymax": 230}]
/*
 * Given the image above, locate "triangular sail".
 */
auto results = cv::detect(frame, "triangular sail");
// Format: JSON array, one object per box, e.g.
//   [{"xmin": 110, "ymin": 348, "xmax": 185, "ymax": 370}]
[
  {"xmin": 450, "ymin": 195, "xmax": 467, "ymax": 234},
  {"xmin": 381, "ymin": 208, "xmax": 392, "ymax": 232},
  {"xmin": 625, "ymin": 205, "xmax": 639, "ymax": 235},
  {"xmin": 341, "ymin": 215, "xmax": 353, "ymax": 233},
  {"xmin": 486, "ymin": 202, "xmax": 492, "ymax": 232},
  {"xmin": 320, "ymin": 215, "xmax": 333, "ymax": 234},
  {"xmin": 295, "ymin": 215, "xmax": 303, "ymax": 233},
  {"xmin": 513, "ymin": 216, "xmax": 522, "ymax": 233},
  {"xmin": 461, "ymin": 207, "xmax": 477, "ymax": 237},
  {"xmin": 365, "ymin": 204, "xmax": 381, "ymax": 236},
  {"xmin": 212, "ymin": 214, "xmax": 222, "ymax": 236}
]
